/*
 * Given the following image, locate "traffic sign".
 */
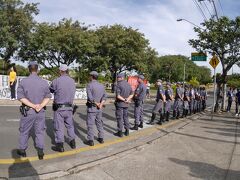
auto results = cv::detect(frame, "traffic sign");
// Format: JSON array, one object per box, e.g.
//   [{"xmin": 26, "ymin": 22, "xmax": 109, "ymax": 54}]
[
  {"xmin": 209, "ymin": 55, "xmax": 220, "ymax": 69},
  {"xmin": 191, "ymin": 52, "xmax": 207, "ymax": 61}
]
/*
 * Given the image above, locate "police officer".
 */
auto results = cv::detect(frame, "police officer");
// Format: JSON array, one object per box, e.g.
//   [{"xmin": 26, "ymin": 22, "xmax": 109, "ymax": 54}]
[
  {"xmin": 164, "ymin": 82, "xmax": 174, "ymax": 122},
  {"xmin": 114, "ymin": 73, "xmax": 133, "ymax": 137},
  {"xmin": 50, "ymin": 64, "xmax": 76, "ymax": 152},
  {"xmin": 17, "ymin": 61, "xmax": 51, "ymax": 160},
  {"xmin": 147, "ymin": 79, "xmax": 165, "ymax": 125},
  {"xmin": 189, "ymin": 85, "xmax": 195, "ymax": 115},
  {"xmin": 173, "ymin": 82, "xmax": 183, "ymax": 119},
  {"xmin": 182, "ymin": 85, "xmax": 190, "ymax": 118},
  {"xmin": 131, "ymin": 75, "xmax": 147, "ymax": 130},
  {"xmin": 85, "ymin": 71, "xmax": 107, "ymax": 146}
]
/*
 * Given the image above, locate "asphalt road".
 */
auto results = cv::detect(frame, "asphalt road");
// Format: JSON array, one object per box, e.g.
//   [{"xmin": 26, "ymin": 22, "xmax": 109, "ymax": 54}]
[{"xmin": 0, "ymin": 96, "xmax": 213, "ymax": 159}]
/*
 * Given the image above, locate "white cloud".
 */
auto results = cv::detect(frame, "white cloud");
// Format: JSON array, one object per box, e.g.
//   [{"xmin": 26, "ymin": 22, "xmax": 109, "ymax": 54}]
[{"xmin": 22, "ymin": 0, "xmax": 239, "ymax": 74}]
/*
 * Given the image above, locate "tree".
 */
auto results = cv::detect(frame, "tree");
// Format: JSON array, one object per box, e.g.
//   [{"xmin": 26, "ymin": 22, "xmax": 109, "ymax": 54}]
[
  {"xmin": 94, "ymin": 24, "xmax": 153, "ymax": 83},
  {"xmin": 149, "ymin": 55, "xmax": 211, "ymax": 84},
  {"xmin": 0, "ymin": 0, "xmax": 38, "ymax": 73},
  {"xmin": 19, "ymin": 19, "xmax": 98, "ymax": 75},
  {"xmin": 189, "ymin": 16, "xmax": 240, "ymax": 110}
]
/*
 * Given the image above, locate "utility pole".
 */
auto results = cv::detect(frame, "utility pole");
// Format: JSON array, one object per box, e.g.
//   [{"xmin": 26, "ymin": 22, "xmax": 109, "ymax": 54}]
[{"xmin": 198, "ymin": 0, "xmax": 219, "ymax": 20}]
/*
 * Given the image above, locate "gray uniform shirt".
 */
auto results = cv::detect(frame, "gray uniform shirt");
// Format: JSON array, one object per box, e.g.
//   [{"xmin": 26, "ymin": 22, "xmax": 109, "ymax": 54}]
[
  {"xmin": 175, "ymin": 87, "xmax": 182, "ymax": 99},
  {"xmin": 165, "ymin": 88, "xmax": 173, "ymax": 101},
  {"xmin": 116, "ymin": 80, "xmax": 133, "ymax": 108},
  {"xmin": 134, "ymin": 82, "xmax": 147, "ymax": 102},
  {"xmin": 50, "ymin": 74, "xmax": 76, "ymax": 104},
  {"xmin": 156, "ymin": 85, "xmax": 164, "ymax": 101},
  {"xmin": 17, "ymin": 73, "xmax": 51, "ymax": 113},
  {"xmin": 87, "ymin": 80, "xmax": 107, "ymax": 112}
]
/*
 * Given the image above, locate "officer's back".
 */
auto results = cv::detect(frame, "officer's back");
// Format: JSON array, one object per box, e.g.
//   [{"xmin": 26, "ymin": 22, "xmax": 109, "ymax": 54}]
[
  {"xmin": 116, "ymin": 80, "xmax": 132, "ymax": 107},
  {"xmin": 51, "ymin": 74, "xmax": 75, "ymax": 104}
]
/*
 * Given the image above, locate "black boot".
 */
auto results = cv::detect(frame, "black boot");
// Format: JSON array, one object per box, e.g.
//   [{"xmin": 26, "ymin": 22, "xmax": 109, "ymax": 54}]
[
  {"xmin": 17, "ymin": 149, "xmax": 26, "ymax": 157},
  {"xmin": 176, "ymin": 111, "xmax": 180, "ymax": 119},
  {"xmin": 185, "ymin": 110, "xmax": 188, "ymax": 117},
  {"xmin": 161, "ymin": 113, "xmax": 165, "ymax": 123},
  {"xmin": 69, "ymin": 139, "xmax": 76, "ymax": 149},
  {"xmin": 173, "ymin": 110, "xmax": 176, "ymax": 119},
  {"xmin": 138, "ymin": 122, "xmax": 143, "ymax": 128},
  {"xmin": 166, "ymin": 112, "xmax": 169, "ymax": 122},
  {"xmin": 97, "ymin": 138, "xmax": 104, "ymax": 144},
  {"xmin": 189, "ymin": 109, "xmax": 192, "ymax": 115},
  {"xmin": 52, "ymin": 143, "xmax": 64, "ymax": 152},
  {"xmin": 130, "ymin": 124, "xmax": 138, "ymax": 131},
  {"xmin": 147, "ymin": 113, "xmax": 156, "ymax": 125},
  {"xmin": 124, "ymin": 129, "xmax": 129, "ymax": 136},
  {"xmin": 37, "ymin": 148, "xmax": 44, "ymax": 160},
  {"xmin": 84, "ymin": 140, "xmax": 94, "ymax": 146},
  {"xmin": 181, "ymin": 109, "xmax": 185, "ymax": 118},
  {"xmin": 114, "ymin": 131, "xmax": 123, "ymax": 137}
]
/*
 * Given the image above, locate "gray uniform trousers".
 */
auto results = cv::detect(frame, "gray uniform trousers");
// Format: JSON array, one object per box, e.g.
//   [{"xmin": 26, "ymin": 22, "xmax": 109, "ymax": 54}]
[
  {"xmin": 116, "ymin": 107, "xmax": 129, "ymax": 132},
  {"xmin": 87, "ymin": 111, "xmax": 104, "ymax": 141},
  {"xmin": 53, "ymin": 109, "xmax": 75, "ymax": 143},
  {"xmin": 153, "ymin": 100, "xmax": 164, "ymax": 114},
  {"xmin": 134, "ymin": 101, "xmax": 144, "ymax": 125},
  {"xmin": 19, "ymin": 111, "xmax": 45, "ymax": 150}
]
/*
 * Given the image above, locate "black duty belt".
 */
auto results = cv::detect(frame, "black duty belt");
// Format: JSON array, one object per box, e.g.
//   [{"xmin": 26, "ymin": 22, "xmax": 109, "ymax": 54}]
[{"xmin": 52, "ymin": 103, "xmax": 72, "ymax": 111}]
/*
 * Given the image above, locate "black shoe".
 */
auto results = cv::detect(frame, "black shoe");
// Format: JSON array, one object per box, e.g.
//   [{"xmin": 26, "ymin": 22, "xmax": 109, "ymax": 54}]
[
  {"xmin": 37, "ymin": 148, "xmax": 44, "ymax": 160},
  {"xmin": 165, "ymin": 112, "xmax": 169, "ymax": 122},
  {"xmin": 114, "ymin": 131, "xmax": 123, "ymax": 137},
  {"xmin": 147, "ymin": 120, "xmax": 154, "ymax": 125},
  {"xmin": 17, "ymin": 149, "xmax": 26, "ymax": 157},
  {"xmin": 124, "ymin": 129, "xmax": 129, "ymax": 136},
  {"xmin": 84, "ymin": 140, "xmax": 94, "ymax": 146},
  {"xmin": 130, "ymin": 125, "xmax": 138, "ymax": 131},
  {"xmin": 138, "ymin": 122, "xmax": 143, "ymax": 128},
  {"xmin": 97, "ymin": 138, "xmax": 104, "ymax": 144},
  {"xmin": 172, "ymin": 110, "xmax": 176, "ymax": 119},
  {"xmin": 157, "ymin": 120, "xmax": 162, "ymax": 125},
  {"xmin": 52, "ymin": 143, "xmax": 64, "ymax": 152},
  {"xmin": 69, "ymin": 139, "xmax": 76, "ymax": 149}
]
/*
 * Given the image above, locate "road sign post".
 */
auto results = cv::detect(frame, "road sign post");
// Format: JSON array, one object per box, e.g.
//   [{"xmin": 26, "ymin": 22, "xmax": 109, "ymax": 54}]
[{"xmin": 209, "ymin": 55, "xmax": 220, "ymax": 113}]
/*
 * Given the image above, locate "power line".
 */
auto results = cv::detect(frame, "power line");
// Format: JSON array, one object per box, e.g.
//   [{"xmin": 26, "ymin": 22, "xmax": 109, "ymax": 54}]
[
  {"xmin": 217, "ymin": 0, "xmax": 224, "ymax": 16},
  {"xmin": 202, "ymin": 1, "xmax": 213, "ymax": 18},
  {"xmin": 192, "ymin": 0, "xmax": 207, "ymax": 21}
]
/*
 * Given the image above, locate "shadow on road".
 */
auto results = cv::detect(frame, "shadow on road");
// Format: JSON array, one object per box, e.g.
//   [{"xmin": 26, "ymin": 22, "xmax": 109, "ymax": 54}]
[
  {"xmin": 169, "ymin": 158, "xmax": 240, "ymax": 180},
  {"xmin": 8, "ymin": 149, "xmax": 39, "ymax": 179}
]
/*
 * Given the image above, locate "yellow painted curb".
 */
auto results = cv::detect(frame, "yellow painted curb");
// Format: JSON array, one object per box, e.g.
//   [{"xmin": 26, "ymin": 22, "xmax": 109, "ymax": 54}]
[{"xmin": 0, "ymin": 120, "xmax": 180, "ymax": 164}]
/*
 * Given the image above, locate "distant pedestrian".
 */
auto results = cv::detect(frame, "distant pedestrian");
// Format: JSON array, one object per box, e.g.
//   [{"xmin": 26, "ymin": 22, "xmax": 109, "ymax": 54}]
[
  {"xmin": 9, "ymin": 66, "xmax": 17, "ymax": 100},
  {"xmin": 50, "ymin": 64, "xmax": 76, "ymax": 152},
  {"xmin": 182, "ymin": 85, "xmax": 190, "ymax": 118},
  {"xmin": 85, "ymin": 71, "xmax": 107, "ymax": 146},
  {"xmin": 146, "ymin": 81, "xmax": 151, "ymax": 99},
  {"xmin": 114, "ymin": 73, "xmax": 133, "ymax": 137},
  {"xmin": 16, "ymin": 61, "xmax": 51, "ymax": 160},
  {"xmin": 235, "ymin": 89, "xmax": 240, "ymax": 116},
  {"xmin": 226, "ymin": 87, "xmax": 234, "ymax": 112},
  {"xmin": 131, "ymin": 75, "xmax": 147, "ymax": 130}
]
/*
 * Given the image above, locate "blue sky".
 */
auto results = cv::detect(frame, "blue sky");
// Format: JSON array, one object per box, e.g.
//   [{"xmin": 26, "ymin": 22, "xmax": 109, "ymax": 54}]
[{"xmin": 22, "ymin": 0, "xmax": 240, "ymax": 74}]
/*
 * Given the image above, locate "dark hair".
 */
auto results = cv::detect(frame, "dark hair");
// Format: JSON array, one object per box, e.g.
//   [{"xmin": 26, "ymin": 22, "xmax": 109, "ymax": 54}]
[
  {"xmin": 13, "ymin": 65, "xmax": 17, "ymax": 73},
  {"xmin": 28, "ymin": 65, "xmax": 38, "ymax": 73},
  {"xmin": 91, "ymin": 75, "xmax": 98, "ymax": 80}
]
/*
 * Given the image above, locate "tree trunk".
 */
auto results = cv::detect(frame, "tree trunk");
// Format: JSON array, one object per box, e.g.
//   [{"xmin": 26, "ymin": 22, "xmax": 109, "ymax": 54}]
[
  {"xmin": 220, "ymin": 72, "xmax": 227, "ymax": 111},
  {"xmin": 111, "ymin": 71, "xmax": 117, "ymax": 93}
]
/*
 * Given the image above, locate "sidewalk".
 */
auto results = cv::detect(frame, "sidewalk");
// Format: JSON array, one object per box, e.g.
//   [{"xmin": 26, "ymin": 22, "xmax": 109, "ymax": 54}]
[{"xmin": 58, "ymin": 112, "xmax": 240, "ymax": 180}]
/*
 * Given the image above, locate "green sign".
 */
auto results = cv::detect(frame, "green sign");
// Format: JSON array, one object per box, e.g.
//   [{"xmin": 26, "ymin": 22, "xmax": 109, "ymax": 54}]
[{"xmin": 191, "ymin": 52, "xmax": 207, "ymax": 61}]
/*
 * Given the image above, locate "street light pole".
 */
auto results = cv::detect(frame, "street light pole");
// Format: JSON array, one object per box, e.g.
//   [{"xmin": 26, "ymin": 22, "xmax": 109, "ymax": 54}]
[{"xmin": 177, "ymin": 18, "xmax": 204, "ymax": 30}]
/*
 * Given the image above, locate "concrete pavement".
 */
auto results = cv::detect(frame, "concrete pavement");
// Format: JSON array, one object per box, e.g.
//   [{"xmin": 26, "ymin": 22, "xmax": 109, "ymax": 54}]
[{"xmin": 57, "ymin": 111, "xmax": 240, "ymax": 180}]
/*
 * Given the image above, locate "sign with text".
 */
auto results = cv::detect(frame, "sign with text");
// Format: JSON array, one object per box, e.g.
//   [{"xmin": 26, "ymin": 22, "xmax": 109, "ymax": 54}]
[{"xmin": 191, "ymin": 52, "xmax": 207, "ymax": 61}]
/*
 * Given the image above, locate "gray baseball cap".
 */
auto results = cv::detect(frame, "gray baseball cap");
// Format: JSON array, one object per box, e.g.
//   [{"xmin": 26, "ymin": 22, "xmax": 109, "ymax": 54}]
[
  {"xmin": 59, "ymin": 64, "xmax": 68, "ymax": 71},
  {"xmin": 89, "ymin": 71, "xmax": 99, "ymax": 77}
]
